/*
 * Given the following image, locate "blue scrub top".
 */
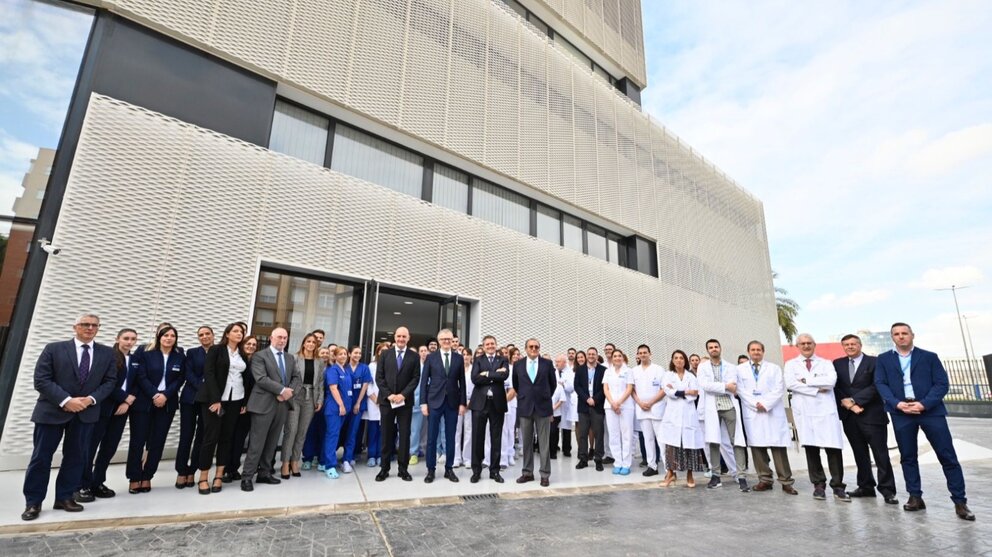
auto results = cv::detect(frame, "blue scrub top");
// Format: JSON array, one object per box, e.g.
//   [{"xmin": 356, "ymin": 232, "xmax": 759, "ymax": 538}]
[
  {"xmin": 325, "ymin": 363, "xmax": 354, "ymax": 412},
  {"xmin": 346, "ymin": 363, "xmax": 372, "ymax": 413}
]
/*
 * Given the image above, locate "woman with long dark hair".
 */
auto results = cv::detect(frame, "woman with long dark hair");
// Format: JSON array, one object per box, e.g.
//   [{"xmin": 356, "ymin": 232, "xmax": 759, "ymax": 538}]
[
  {"xmin": 281, "ymin": 333, "xmax": 325, "ymax": 478},
  {"xmin": 196, "ymin": 322, "xmax": 248, "ymax": 494},
  {"xmin": 176, "ymin": 325, "xmax": 213, "ymax": 489},
  {"xmin": 660, "ymin": 349, "xmax": 705, "ymax": 488},
  {"xmin": 223, "ymin": 333, "xmax": 257, "ymax": 482},
  {"xmin": 127, "ymin": 325, "xmax": 184, "ymax": 493}
]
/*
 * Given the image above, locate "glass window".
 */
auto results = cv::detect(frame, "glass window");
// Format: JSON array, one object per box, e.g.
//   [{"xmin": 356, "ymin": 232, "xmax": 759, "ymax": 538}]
[
  {"xmin": 433, "ymin": 164, "xmax": 469, "ymax": 213},
  {"xmin": 592, "ymin": 63, "xmax": 612, "ymax": 83},
  {"xmin": 536, "ymin": 205, "xmax": 561, "ymax": 245},
  {"xmin": 563, "ymin": 215, "xmax": 583, "ymax": 252},
  {"xmin": 634, "ymin": 237, "xmax": 659, "ymax": 277},
  {"xmin": 587, "ymin": 225, "xmax": 607, "ymax": 261},
  {"xmin": 331, "ymin": 125, "xmax": 424, "ymax": 198},
  {"xmin": 471, "ymin": 180, "xmax": 529, "ymax": 234},
  {"xmin": 555, "ymin": 36, "xmax": 592, "ymax": 70},
  {"xmin": 253, "ymin": 269, "xmax": 356, "ymax": 349},
  {"xmin": 268, "ymin": 100, "xmax": 329, "ymax": 165},
  {"xmin": 527, "ymin": 14, "xmax": 551, "ymax": 37},
  {"xmin": 502, "ymin": 0, "xmax": 528, "ymax": 18},
  {"xmin": 607, "ymin": 234, "xmax": 621, "ymax": 265}
]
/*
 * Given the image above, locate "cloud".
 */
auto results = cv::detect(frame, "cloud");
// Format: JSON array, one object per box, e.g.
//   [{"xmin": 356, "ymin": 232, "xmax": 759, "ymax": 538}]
[
  {"xmin": 807, "ymin": 289, "xmax": 891, "ymax": 311},
  {"xmin": 910, "ymin": 266, "xmax": 985, "ymax": 290}
]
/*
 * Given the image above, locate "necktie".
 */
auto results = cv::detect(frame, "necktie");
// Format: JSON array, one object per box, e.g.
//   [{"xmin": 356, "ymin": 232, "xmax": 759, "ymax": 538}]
[
  {"xmin": 397, "ymin": 350, "xmax": 404, "ymax": 368},
  {"xmin": 752, "ymin": 363, "xmax": 759, "ymax": 381},
  {"xmin": 849, "ymin": 359, "xmax": 857, "ymax": 383},
  {"xmin": 79, "ymin": 344, "xmax": 91, "ymax": 384},
  {"xmin": 444, "ymin": 352, "xmax": 450, "ymax": 376},
  {"xmin": 277, "ymin": 352, "xmax": 287, "ymax": 385},
  {"xmin": 805, "ymin": 358, "xmax": 812, "ymax": 371},
  {"xmin": 528, "ymin": 359, "xmax": 537, "ymax": 382},
  {"xmin": 489, "ymin": 356, "xmax": 494, "ymax": 366}
]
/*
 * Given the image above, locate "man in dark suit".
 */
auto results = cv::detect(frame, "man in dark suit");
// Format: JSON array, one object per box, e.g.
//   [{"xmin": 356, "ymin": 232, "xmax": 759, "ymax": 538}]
[
  {"xmin": 875, "ymin": 322, "xmax": 974, "ymax": 521},
  {"xmin": 469, "ymin": 334, "xmax": 509, "ymax": 483},
  {"xmin": 574, "ymin": 347, "xmax": 607, "ymax": 471},
  {"xmin": 420, "ymin": 328, "xmax": 466, "ymax": 483},
  {"xmin": 21, "ymin": 313, "xmax": 118, "ymax": 521},
  {"xmin": 511, "ymin": 338, "xmax": 557, "ymax": 486},
  {"xmin": 375, "ymin": 326, "xmax": 420, "ymax": 482},
  {"xmin": 833, "ymin": 333, "xmax": 897, "ymax": 504},
  {"xmin": 241, "ymin": 327, "xmax": 300, "ymax": 492}
]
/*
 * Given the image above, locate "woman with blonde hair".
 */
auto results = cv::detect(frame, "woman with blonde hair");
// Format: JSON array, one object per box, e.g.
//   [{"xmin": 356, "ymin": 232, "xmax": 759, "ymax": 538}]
[{"xmin": 281, "ymin": 333, "xmax": 326, "ymax": 478}]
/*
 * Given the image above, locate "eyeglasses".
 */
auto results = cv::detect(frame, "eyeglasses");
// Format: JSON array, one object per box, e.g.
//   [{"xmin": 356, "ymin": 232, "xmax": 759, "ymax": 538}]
[
  {"xmin": 438, "ymin": 338, "xmax": 453, "ymax": 342},
  {"xmin": 526, "ymin": 345, "xmax": 540, "ymax": 350},
  {"xmin": 77, "ymin": 323, "xmax": 100, "ymax": 328}
]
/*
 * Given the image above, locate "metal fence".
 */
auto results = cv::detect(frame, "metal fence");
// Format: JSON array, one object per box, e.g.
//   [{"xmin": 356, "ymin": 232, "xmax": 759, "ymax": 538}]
[{"xmin": 944, "ymin": 359, "xmax": 991, "ymax": 402}]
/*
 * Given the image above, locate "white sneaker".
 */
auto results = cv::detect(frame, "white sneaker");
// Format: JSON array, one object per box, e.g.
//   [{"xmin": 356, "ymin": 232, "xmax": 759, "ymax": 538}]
[{"xmin": 342, "ymin": 461, "xmax": 353, "ymax": 474}]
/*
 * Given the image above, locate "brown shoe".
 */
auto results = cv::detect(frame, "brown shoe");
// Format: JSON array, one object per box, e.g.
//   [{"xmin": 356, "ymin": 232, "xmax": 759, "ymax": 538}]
[
  {"xmin": 954, "ymin": 503, "xmax": 975, "ymax": 521},
  {"xmin": 782, "ymin": 485, "xmax": 798, "ymax": 495},
  {"xmin": 752, "ymin": 482, "xmax": 773, "ymax": 492},
  {"xmin": 903, "ymin": 496, "xmax": 926, "ymax": 511},
  {"xmin": 540, "ymin": 477, "xmax": 549, "ymax": 487},
  {"xmin": 516, "ymin": 474, "xmax": 535, "ymax": 484}
]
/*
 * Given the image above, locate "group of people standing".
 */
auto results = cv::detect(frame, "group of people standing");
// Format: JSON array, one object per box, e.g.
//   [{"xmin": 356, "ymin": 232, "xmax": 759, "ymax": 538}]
[{"xmin": 21, "ymin": 316, "xmax": 975, "ymax": 523}]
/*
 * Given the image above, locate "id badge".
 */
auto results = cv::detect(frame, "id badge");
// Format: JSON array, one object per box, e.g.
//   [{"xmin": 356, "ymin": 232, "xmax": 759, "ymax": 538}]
[
  {"xmin": 353, "ymin": 383, "xmax": 361, "ymax": 390},
  {"xmin": 651, "ymin": 380, "xmax": 661, "ymax": 387},
  {"xmin": 753, "ymin": 390, "xmax": 762, "ymax": 396}
]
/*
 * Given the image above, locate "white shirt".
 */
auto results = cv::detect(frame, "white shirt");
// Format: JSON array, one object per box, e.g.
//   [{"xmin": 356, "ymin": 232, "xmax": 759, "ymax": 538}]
[
  {"xmin": 631, "ymin": 363, "xmax": 666, "ymax": 420},
  {"xmin": 157, "ymin": 352, "xmax": 169, "ymax": 391},
  {"xmin": 223, "ymin": 347, "xmax": 247, "ymax": 401},
  {"xmin": 60, "ymin": 338, "xmax": 98, "ymax": 408},
  {"xmin": 602, "ymin": 365, "xmax": 634, "ymax": 409},
  {"xmin": 122, "ymin": 353, "xmax": 130, "ymax": 392}
]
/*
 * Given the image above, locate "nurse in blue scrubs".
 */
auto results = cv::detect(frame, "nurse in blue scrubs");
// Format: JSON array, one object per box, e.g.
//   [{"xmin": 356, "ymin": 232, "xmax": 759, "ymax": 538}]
[
  {"xmin": 342, "ymin": 346, "xmax": 371, "ymax": 473},
  {"xmin": 322, "ymin": 347, "xmax": 352, "ymax": 479}
]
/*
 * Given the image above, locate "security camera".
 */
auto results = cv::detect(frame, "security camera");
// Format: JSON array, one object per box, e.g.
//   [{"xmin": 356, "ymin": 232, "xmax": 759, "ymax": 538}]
[{"xmin": 38, "ymin": 239, "xmax": 62, "ymax": 256}]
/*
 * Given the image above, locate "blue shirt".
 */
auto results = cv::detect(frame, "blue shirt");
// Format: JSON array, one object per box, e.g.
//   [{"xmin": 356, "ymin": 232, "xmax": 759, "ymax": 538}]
[
  {"xmin": 324, "ymin": 363, "xmax": 354, "ymax": 412},
  {"xmin": 898, "ymin": 351, "xmax": 915, "ymax": 399},
  {"xmin": 346, "ymin": 363, "xmax": 372, "ymax": 412}
]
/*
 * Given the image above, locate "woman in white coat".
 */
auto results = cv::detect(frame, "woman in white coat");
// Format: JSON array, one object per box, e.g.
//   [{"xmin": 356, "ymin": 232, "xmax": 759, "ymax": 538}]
[
  {"xmin": 602, "ymin": 349, "xmax": 635, "ymax": 475},
  {"xmin": 452, "ymin": 349, "xmax": 475, "ymax": 467},
  {"xmin": 560, "ymin": 360, "xmax": 577, "ymax": 458},
  {"xmin": 660, "ymin": 350, "xmax": 705, "ymax": 487}
]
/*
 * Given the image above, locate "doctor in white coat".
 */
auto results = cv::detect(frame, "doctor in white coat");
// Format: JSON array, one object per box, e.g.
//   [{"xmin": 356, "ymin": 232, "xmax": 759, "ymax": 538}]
[
  {"xmin": 736, "ymin": 341, "xmax": 797, "ymax": 494},
  {"xmin": 697, "ymin": 338, "xmax": 749, "ymax": 492},
  {"xmin": 785, "ymin": 333, "xmax": 848, "ymax": 502},
  {"xmin": 557, "ymin": 356, "xmax": 576, "ymax": 457},
  {"xmin": 453, "ymin": 350, "xmax": 475, "ymax": 468},
  {"xmin": 660, "ymin": 350, "xmax": 706, "ymax": 488},
  {"xmin": 632, "ymin": 344, "xmax": 666, "ymax": 476}
]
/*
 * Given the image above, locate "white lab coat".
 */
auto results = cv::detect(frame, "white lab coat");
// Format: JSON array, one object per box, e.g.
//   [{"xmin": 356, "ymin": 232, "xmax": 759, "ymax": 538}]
[
  {"xmin": 736, "ymin": 360, "xmax": 791, "ymax": 447},
  {"xmin": 631, "ymin": 364, "xmax": 667, "ymax": 421},
  {"xmin": 660, "ymin": 371, "xmax": 705, "ymax": 449},
  {"xmin": 697, "ymin": 360, "xmax": 745, "ymax": 447},
  {"xmin": 558, "ymin": 368, "xmax": 577, "ymax": 427},
  {"xmin": 784, "ymin": 355, "xmax": 844, "ymax": 449}
]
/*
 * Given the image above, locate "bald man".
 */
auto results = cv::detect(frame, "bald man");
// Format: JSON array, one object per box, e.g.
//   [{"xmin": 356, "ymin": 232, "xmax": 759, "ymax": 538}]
[{"xmin": 375, "ymin": 327, "xmax": 421, "ymax": 482}]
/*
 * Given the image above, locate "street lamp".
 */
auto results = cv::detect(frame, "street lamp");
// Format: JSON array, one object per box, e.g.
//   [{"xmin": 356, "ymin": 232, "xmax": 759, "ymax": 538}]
[
  {"xmin": 935, "ymin": 285, "xmax": 972, "ymax": 372},
  {"xmin": 962, "ymin": 314, "xmax": 978, "ymax": 361}
]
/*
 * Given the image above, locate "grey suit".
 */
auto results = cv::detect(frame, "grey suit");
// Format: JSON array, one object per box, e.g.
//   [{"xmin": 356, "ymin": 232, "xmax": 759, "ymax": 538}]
[
  {"xmin": 243, "ymin": 347, "xmax": 301, "ymax": 479},
  {"xmin": 282, "ymin": 356, "xmax": 326, "ymax": 463}
]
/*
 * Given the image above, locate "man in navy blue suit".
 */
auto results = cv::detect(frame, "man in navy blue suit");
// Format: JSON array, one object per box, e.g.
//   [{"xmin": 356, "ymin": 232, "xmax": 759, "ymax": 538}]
[
  {"xmin": 420, "ymin": 328, "xmax": 466, "ymax": 483},
  {"xmin": 511, "ymin": 338, "xmax": 557, "ymax": 487},
  {"xmin": 21, "ymin": 313, "xmax": 117, "ymax": 521},
  {"xmin": 875, "ymin": 322, "xmax": 975, "ymax": 521}
]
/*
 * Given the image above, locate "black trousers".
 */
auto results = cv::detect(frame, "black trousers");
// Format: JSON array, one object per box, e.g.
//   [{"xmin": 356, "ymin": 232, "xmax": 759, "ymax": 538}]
[
  {"xmin": 560, "ymin": 425, "xmax": 572, "ymax": 455},
  {"xmin": 805, "ymin": 446, "xmax": 845, "ymax": 488},
  {"xmin": 842, "ymin": 415, "xmax": 896, "ymax": 496},
  {"xmin": 576, "ymin": 412, "xmax": 604, "ymax": 462},
  {"xmin": 549, "ymin": 416, "xmax": 561, "ymax": 457},
  {"xmin": 380, "ymin": 403, "xmax": 413, "ymax": 473},
  {"xmin": 83, "ymin": 410, "xmax": 127, "ymax": 489},
  {"xmin": 199, "ymin": 400, "xmax": 242, "ymax": 470},
  {"xmin": 471, "ymin": 398, "xmax": 505, "ymax": 474},
  {"xmin": 127, "ymin": 407, "xmax": 176, "ymax": 481},
  {"xmin": 227, "ymin": 410, "xmax": 251, "ymax": 473},
  {"xmin": 176, "ymin": 402, "xmax": 204, "ymax": 475}
]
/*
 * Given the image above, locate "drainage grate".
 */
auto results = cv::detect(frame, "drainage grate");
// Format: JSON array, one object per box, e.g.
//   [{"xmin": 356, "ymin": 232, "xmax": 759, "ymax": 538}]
[{"xmin": 462, "ymin": 493, "xmax": 500, "ymax": 502}]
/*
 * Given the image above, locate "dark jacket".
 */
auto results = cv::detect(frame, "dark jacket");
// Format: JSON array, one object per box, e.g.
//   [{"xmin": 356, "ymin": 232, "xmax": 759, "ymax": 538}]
[
  {"xmin": 511, "ymin": 357, "xmax": 557, "ymax": 418},
  {"xmin": 180, "ymin": 345, "xmax": 210, "ymax": 405},
  {"xmin": 420, "ymin": 350, "xmax": 467, "ymax": 410},
  {"xmin": 574, "ymin": 364, "xmax": 606, "ymax": 415},
  {"xmin": 132, "ymin": 348, "xmax": 185, "ymax": 412},
  {"xmin": 833, "ymin": 354, "xmax": 886, "ymax": 425},
  {"xmin": 875, "ymin": 347, "xmax": 949, "ymax": 423},
  {"xmin": 469, "ymin": 353, "xmax": 510, "ymax": 413},
  {"xmin": 31, "ymin": 339, "xmax": 117, "ymax": 424},
  {"xmin": 375, "ymin": 346, "xmax": 420, "ymax": 407},
  {"xmin": 197, "ymin": 344, "xmax": 250, "ymax": 408}
]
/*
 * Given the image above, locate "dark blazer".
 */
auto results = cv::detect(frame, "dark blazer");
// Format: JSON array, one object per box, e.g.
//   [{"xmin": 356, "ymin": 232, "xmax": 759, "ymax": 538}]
[
  {"xmin": 132, "ymin": 348, "xmax": 186, "ymax": 412},
  {"xmin": 833, "ymin": 354, "xmax": 886, "ymax": 425},
  {"xmin": 197, "ymin": 344, "xmax": 249, "ymax": 407},
  {"xmin": 99, "ymin": 352, "xmax": 131, "ymax": 417},
  {"xmin": 247, "ymin": 347, "xmax": 302, "ymax": 415},
  {"xmin": 875, "ymin": 347, "xmax": 948, "ymax": 421},
  {"xmin": 420, "ymin": 350, "xmax": 467, "ymax": 410},
  {"xmin": 375, "ymin": 346, "xmax": 420, "ymax": 407},
  {"xmin": 180, "ymin": 345, "xmax": 209, "ymax": 404},
  {"xmin": 469, "ymin": 353, "xmax": 510, "ymax": 412},
  {"xmin": 511, "ymin": 357, "xmax": 557, "ymax": 418},
  {"xmin": 31, "ymin": 339, "xmax": 117, "ymax": 424},
  {"xmin": 573, "ymin": 364, "xmax": 606, "ymax": 415}
]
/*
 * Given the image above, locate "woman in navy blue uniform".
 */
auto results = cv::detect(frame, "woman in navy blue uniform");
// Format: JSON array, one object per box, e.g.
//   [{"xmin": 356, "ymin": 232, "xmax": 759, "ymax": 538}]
[
  {"xmin": 127, "ymin": 325, "xmax": 185, "ymax": 493},
  {"xmin": 175, "ymin": 325, "xmax": 213, "ymax": 489}
]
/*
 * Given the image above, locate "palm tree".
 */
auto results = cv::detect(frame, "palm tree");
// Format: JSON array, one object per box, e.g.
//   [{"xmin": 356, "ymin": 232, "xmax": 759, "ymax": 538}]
[{"xmin": 773, "ymin": 271, "xmax": 799, "ymax": 344}]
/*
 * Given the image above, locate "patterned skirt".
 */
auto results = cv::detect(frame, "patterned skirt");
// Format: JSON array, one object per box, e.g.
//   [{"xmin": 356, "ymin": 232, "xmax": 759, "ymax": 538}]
[{"xmin": 665, "ymin": 444, "xmax": 706, "ymax": 472}]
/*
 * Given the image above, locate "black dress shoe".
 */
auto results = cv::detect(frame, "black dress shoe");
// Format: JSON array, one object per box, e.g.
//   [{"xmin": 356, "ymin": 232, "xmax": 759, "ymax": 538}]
[
  {"xmin": 490, "ymin": 472, "xmax": 504, "ymax": 483},
  {"xmin": 230, "ymin": 471, "xmax": 242, "ymax": 481},
  {"xmin": 54, "ymin": 499, "xmax": 84, "ymax": 512},
  {"xmin": 128, "ymin": 482, "xmax": 140, "ymax": 494},
  {"xmin": 92, "ymin": 484, "xmax": 116, "ymax": 498},
  {"xmin": 21, "ymin": 505, "xmax": 41, "ymax": 521},
  {"xmin": 139, "ymin": 485, "xmax": 151, "ymax": 493},
  {"xmin": 848, "ymin": 487, "xmax": 877, "ymax": 498},
  {"xmin": 642, "ymin": 467, "xmax": 659, "ymax": 477},
  {"xmin": 241, "ymin": 479, "xmax": 254, "ymax": 492},
  {"xmin": 883, "ymin": 494, "xmax": 899, "ymax": 505},
  {"xmin": 292, "ymin": 472, "xmax": 302, "ymax": 477},
  {"xmin": 470, "ymin": 473, "xmax": 481, "ymax": 483},
  {"xmin": 603, "ymin": 456, "xmax": 615, "ymax": 464},
  {"xmin": 563, "ymin": 452, "xmax": 571, "ymax": 457},
  {"xmin": 256, "ymin": 475, "xmax": 281, "ymax": 485},
  {"xmin": 198, "ymin": 480, "xmax": 211, "ymax": 495},
  {"xmin": 74, "ymin": 488, "xmax": 95, "ymax": 503},
  {"xmin": 595, "ymin": 462, "xmax": 604, "ymax": 472},
  {"xmin": 221, "ymin": 472, "xmax": 233, "ymax": 484},
  {"xmin": 575, "ymin": 461, "xmax": 588, "ymax": 470},
  {"xmin": 903, "ymin": 496, "xmax": 926, "ymax": 511},
  {"xmin": 280, "ymin": 473, "xmax": 290, "ymax": 480},
  {"xmin": 424, "ymin": 470, "xmax": 435, "ymax": 483},
  {"xmin": 444, "ymin": 469, "xmax": 459, "ymax": 483},
  {"xmin": 399, "ymin": 471, "xmax": 413, "ymax": 482},
  {"xmin": 540, "ymin": 477, "xmax": 549, "ymax": 487},
  {"xmin": 375, "ymin": 471, "xmax": 389, "ymax": 482},
  {"xmin": 955, "ymin": 503, "xmax": 976, "ymax": 521}
]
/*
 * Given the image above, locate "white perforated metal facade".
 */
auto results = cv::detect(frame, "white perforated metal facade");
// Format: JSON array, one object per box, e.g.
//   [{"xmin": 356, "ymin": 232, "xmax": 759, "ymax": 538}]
[{"xmin": 0, "ymin": 0, "xmax": 779, "ymax": 460}]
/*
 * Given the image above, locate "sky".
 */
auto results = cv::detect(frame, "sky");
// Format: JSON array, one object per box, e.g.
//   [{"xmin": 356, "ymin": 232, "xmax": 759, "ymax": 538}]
[{"xmin": 640, "ymin": 0, "xmax": 992, "ymax": 359}]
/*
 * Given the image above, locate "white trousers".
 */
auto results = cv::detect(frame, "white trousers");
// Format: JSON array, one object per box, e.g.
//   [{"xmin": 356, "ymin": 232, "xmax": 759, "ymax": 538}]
[
  {"xmin": 454, "ymin": 410, "xmax": 472, "ymax": 465},
  {"xmin": 501, "ymin": 406, "xmax": 517, "ymax": 463},
  {"xmin": 639, "ymin": 417, "xmax": 666, "ymax": 471},
  {"xmin": 605, "ymin": 405, "xmax": 635, "ymax": 468}
]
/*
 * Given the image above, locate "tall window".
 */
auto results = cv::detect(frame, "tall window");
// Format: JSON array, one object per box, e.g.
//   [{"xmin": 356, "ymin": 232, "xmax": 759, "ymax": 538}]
[
  {"xmin": 268, "ymin": 100, "xmax": 329, "ymax": 165},
  {"xmin": 471, "ymin": 180, "xmax": 529, "ymax": 234},
  {"xmin": 587, "ymin": 225, "xmax": 607, "ymax": 261},
  {"xmin": 433, "ymin": 164, "xmax": 469, "ymax": 213},
  {"xmin": 633, "ymin": 237, "xmax": 659, "ymax": 277},
  {"xmin": 563, "ymin": 215, "xmax": 583, "ymax": 252},
  {"xmin": 253, "ymin": 269, "xmax": 356, "ymax": 349},
  {"xmin": 536, "ymin": 205, "xmax": 561, "ymax": 245},
  {"xmin": 331, "ymin": 125, "xmax": 423, "ymax": 198}
]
